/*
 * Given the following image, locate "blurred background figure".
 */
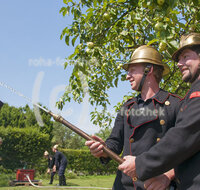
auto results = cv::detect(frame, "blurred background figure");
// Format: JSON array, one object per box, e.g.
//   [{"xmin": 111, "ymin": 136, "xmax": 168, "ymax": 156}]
[
  {"xmin": 52, "ymin": 144, "xmax": 67, "ymax": 186},
  {"xmin": 44, "ymin": 150, "xmax": 56, "ymax": 184}
]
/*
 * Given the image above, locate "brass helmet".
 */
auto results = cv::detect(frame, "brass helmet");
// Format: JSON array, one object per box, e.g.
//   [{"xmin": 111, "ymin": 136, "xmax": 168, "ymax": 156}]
[
  {"xmin": 123, "ymin": 45, "xmax": 170, "ymax": 76},
  {"xmin": 172, "ymin": 33, "xmax": 200, "ymax": 62}
]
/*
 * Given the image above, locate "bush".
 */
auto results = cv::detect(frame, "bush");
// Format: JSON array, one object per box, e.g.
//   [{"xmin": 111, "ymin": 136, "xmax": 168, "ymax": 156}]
[
  {"xmin": 62, "ymin": 149, "xmax": 118, "ymax": 175},
  {"xmin": 0, "ymin": 126, "xmax": 51, "ymax": 170},
  {"xmin": 0, "ymin": 166, "xmax": 14, "ymax": 187}
]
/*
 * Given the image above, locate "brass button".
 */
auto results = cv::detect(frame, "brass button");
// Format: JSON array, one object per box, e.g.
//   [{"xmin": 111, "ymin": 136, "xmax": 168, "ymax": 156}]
[
  {"xmin": 133, "ymin": 177, "xmax": 137, "ymax": 181},
  {"xmin": 130, "ymin": 138, "xmax": 134, "ymax": 143},
  {"xmin": 165, "ymin": 101, "xmax": 170, "ymax": 106},
  {"xmin": 160, "ymin": 119, "xmax": 165, "ymax": 125},
  {"xmin": 157, "ymin": 138, "xmax": 160, "ymax": 142}
]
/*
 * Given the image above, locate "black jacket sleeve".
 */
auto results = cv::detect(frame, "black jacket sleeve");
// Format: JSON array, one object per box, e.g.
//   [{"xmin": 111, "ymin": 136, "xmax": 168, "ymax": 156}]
[
  {"xmin": 105, "ymin": 110, "xmax": 124, "ymax": 155},
  {"xmin": 136, "ymin": 95, "xmax": 200, "ymax": 180}
]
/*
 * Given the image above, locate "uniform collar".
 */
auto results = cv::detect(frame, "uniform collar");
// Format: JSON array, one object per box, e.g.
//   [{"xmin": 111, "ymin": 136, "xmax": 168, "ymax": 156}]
[
  {"xmin": 152, "ymin": 89, "xmax": 170, "ymax": 103},
  {"xmin": 136, "ymin": 89, "xmax": 170, "ymax": 104},
  {"xmin": 125, "ymin": 89, "xmax": 169, "ymax": 106}
]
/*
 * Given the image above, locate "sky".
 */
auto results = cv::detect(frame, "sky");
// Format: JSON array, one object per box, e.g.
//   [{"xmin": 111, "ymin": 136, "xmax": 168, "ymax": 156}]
[{"xmin": 0, "ymin": 0, "xmax": 131, "ymax": 134}]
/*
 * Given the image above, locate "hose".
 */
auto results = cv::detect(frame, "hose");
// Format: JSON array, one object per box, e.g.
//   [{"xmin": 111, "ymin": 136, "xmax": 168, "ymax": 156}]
[{"xmin": 25, "ymin": 174, "xmax": 112, "ymax": 189}]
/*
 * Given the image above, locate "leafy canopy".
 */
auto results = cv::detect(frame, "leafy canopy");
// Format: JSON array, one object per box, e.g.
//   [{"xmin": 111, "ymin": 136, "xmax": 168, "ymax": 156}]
[{"xmin": 58, "ymin": 0, "xmax": 200, "ymax": 127}]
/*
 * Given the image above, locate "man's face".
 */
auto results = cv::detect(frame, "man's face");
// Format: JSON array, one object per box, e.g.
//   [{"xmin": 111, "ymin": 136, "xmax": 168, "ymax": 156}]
[
  {"xmin": 126, "ymin": 64, "xmax": 144, "ymax": 90},
  {"xmin": 177, "ymin": 49, "xmax": 200, "ymax": 82}
]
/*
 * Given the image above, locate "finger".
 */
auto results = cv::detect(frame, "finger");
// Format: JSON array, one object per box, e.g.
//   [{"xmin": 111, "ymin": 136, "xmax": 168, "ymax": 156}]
[
  {"xmin": 92, "ymin": 149, "xmax": 104, "ymax": 157},
  {"xmin": 144, "ymin": 179, "xmax": 153, "ymax": 189},
  {"xmin": 85, "ymin": 140, "xmax": 94, "ymax": 146},
  {"xmin": 90, "ymin": 142, "xmax": 104, "ymax": 155},
  {"xmin": 90, "ymin": 141, "xmax": 103, "ymax": 150},
  {"xmin": 146, "ymin": 183, "xmax": 157, "ymax": 190},
  {"xmin": 146, "ymin": 184, "xmax": 153, "ymax": 190},
  {"xmin": 91, "ymin": 135, "xmax": 105, "ymax": 144},
  {"xmin": 118, "ymin": 162, "xmax": 126, "ymax": 171}
]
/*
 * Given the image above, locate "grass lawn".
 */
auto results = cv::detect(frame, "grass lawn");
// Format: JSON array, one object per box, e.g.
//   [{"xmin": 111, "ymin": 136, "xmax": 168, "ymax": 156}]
[{"xmin": 0, "ymin": 175, "xmax": 115, "ymax": 190}]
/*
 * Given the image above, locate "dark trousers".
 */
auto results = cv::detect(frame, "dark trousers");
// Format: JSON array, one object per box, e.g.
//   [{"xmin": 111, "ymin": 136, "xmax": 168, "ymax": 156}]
[
  {"xmin": 58, "ymin": 162, "xmax": 67, "ymax": 176},
  {"xmin": 58, "ymin": 162, "xmax": 67, "ymax": 186},
  {"xmin": 50, "ymin": 172, "xmax": 56, "ymax": 184}
]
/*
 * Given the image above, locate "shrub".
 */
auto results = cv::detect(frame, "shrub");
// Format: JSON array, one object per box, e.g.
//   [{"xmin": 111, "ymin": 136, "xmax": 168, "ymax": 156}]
[
  {"xmin": 62, "ymin": 149, "xmax": 118, "ymax": 175},
  {"xmin": 0, "ymin": 126, "xmax": 51, "ymax": 170},
  {"xmin": 0, "ymin": 166, "xmax": 14, "ymax": 187}
]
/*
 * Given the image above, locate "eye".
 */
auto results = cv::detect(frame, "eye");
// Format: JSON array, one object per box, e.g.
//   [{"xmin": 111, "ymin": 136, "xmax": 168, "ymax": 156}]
[
  {"xmin": 127, "ymin": 68, "xmax": 134, "ymax": 74},
  {"xmin": 183, "ymin": 54, "xmax": 189, "ymax": 59}
]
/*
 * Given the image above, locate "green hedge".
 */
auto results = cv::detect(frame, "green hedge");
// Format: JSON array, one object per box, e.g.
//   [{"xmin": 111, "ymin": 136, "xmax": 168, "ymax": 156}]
[
  {"xmin": 0, "ymin": 126, "xmax": 51, "ymax": 170},
  {"xmin": 62, "ymin": 149, "xmax": 118, "ymax": 175}
]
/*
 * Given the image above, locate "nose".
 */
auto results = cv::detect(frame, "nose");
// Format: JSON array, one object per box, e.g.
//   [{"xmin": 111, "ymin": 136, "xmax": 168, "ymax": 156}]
[
  {"xmin": 177, "ymin": 58, "xmax": 185, "ymax": 69},
  {"xmin": 126, "ymin": 72, "xmax": 131, "ymax": 80}
]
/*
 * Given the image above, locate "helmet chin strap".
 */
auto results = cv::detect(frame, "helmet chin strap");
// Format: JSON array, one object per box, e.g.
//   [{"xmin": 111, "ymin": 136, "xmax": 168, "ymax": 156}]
[{"xmin": 137, "ymin": 65, "xmax": 152, "ymax": 91}]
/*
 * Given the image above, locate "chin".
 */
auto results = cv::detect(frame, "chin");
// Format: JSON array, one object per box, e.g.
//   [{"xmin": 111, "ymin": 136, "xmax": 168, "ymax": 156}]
[{"xmin": 182, "ymin": 75, "xmax": 191, "ymax": 82}]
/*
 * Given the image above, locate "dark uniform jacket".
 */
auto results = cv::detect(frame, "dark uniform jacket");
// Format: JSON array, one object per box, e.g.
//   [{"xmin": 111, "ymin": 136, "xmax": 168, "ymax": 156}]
[
  {"xmin": 104, "ymin": 89, "xmax": 181, "ymax": 190},
  {"xmin": 136, "ymin": 80, "xmax": 200, "ymax": 190},
  {"xmin": 48, "ymin": 155, "xmax": 55, "ymax": 169},
  {"xmin": 54, "ymin": 151, "xmax": 67, "ymax": 169}
]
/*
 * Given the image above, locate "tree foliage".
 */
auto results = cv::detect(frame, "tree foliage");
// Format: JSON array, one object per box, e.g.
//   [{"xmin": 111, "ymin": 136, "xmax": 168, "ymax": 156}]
[
  {"xmin": 58, "ymin": 0, "xmax": 200, "ymax": 127},
  {"xmin": 0, "ymin": 103, "xmax": 54, "ymax": 139},
  {"xmin": 52, "ymin": 122, "xmax": 86, "ymax": 149}
]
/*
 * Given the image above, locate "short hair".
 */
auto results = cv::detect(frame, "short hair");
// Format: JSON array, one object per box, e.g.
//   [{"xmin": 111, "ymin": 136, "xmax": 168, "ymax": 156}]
[
  {"xmin": 53, "ymin": 144, "xmax": 59, "ymax": 150},
  {"xmin": 144, "ymin": 63, "xmax": 164, "ymax": 83},
  {"xmin": 44, "ymin": 151, "xmax": 49, "ymax": 156}
]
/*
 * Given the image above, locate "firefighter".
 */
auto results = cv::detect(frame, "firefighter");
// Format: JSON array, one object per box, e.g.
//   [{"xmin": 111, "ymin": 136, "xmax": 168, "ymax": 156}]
[
  {"xmin": 125, "ymin": 33, "xmax": 200, "ymax": 190},
  {"xmin": 52, "ymin": 145, "xmax": 67, "ymax": 186},
  {"xmin": 44, "ymin": 151, "xmax": 56, "ymax": 184},
  {"xmin": 86, "ymin": 45, "xmax": 181, "ymax": 189}
]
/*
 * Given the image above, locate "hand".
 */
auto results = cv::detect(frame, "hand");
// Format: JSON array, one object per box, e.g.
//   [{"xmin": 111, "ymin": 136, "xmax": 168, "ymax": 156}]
[
  {"xmin": 144, "ymin": 169, "xmax": 175, "ymax": 190},
  {"xmin": 53, "ymin": 165, "xmax": 56, "ymax": 172},
  {"xmin": 85, "ymin": 135, "xmax": 107, "ymax": 158},
  {"xmin": 118, "ymin": 155, "xmax": 136, "ymax": 178},
  {"xmin": 47, "ymin": 169, "xmax": 50, "ymax": 174}
]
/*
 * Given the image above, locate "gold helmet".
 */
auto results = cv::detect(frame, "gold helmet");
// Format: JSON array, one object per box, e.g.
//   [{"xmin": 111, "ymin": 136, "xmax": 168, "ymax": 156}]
[
  {"xmin": 123, "ymin": 45, "xmax": 170, "ymax": 76},
  {"xmin": 172, "ymin": 33, "xmax": 200, "ymax": 62}
]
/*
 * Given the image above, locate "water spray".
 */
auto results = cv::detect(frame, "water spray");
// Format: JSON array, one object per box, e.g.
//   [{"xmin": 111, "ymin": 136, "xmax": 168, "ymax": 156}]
[{"xmin": 0, "ymin": 81, "xmax": 123, "ymax": 164}]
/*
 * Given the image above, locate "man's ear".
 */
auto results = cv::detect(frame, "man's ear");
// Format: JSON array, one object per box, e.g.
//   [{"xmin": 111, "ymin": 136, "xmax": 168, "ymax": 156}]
[{"xmin": 147, "ymin": 65, "xmax": 154, "ymax": 76}]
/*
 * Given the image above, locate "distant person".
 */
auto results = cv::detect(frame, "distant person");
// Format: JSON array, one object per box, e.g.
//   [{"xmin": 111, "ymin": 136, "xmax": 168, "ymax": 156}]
[
  {"xmin": 52, "ymin": 145, "xmax": 67, "ymax": 186},
  {"xmin": 44, "ymin": 151, "xmax": 56, "ymax": 184}
]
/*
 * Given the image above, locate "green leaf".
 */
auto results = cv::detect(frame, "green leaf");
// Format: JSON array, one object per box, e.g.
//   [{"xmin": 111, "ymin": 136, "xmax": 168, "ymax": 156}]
[
  {"xmin": 147, "ymin": 39, "xmax": 159, "ymax": 46},
  {"xmin": 72, "ymin": 35, "xmax": 78, "ymax": 46},
  {"xmin": 114, "ymin": 78, "xmax": 118, "ymax": 87},
  {"xmin": 65, "ymin": 35, "xmax": 70, "ymax": 46},
  {"xmin": 117, "ymin": 0, "xmax": 126, "ymax": 2}
]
